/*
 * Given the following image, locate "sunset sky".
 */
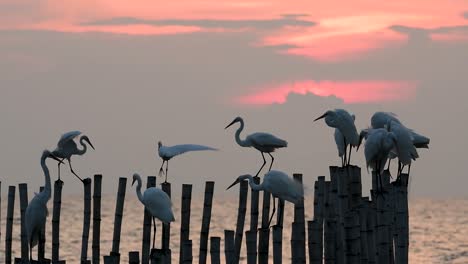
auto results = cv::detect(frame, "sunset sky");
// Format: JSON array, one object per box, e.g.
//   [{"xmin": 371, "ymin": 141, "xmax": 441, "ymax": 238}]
[{"xmin": 0, "ymin": 0, "xmax": 467, "ymax": 197}]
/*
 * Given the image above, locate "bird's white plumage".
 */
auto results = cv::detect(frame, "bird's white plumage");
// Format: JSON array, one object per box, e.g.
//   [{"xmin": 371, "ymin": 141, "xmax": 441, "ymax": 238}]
[
  {"xmin": 388, "ymin": 121, "xmax": 419, "ymax": 165},
  {"xmin": 245, "ymin": 132, "xmax": 288, "ymax": 152},
  {"xmin": 371, "ymin": 112, "xmax": 400, "ymax": 129},
  {"xmin": 334, "ymin": 129, "xmax": 346, "ymax": 157},
  {"xmin": 158, "ymin": 143, "xmax": 217, "ymax": 160},
  {"xmin": 363, "ymin": 128, "xmax": 396, "ymax": 173},
  {"xmin": 57, "ymin": 131, "xmax": 81, "ymax": 149}
]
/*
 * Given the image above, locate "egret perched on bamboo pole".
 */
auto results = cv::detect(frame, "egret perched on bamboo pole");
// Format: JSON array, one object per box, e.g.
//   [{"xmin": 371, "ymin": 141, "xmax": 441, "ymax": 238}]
[
  {"xmin": 314, "ymin": 109, "xmax": 359, "ymax": 166},
  {"xmin": 25, "ymin": 150, "xmax": 63, "ymax": 262},
  {"xmin": 387, "ymin": 120, "xmax": 419, "ymax": 180},
  {"xmin": 225, "ymin": 116, "xmax": 288, "ymax": 177},
  {"xmin": 157, "ymin": 141, "xmax": 217, "ymax": 183},
  {"xmin": 51, "ymin": 131, "xmax": 95, "ymax": 182},
  {"xmin": 227, "ymin": 170, "xmax": 303, "ymax": 227},
  {"xmin": 132, "ymin": 173, "xmax": 175, "ymax": 250}
]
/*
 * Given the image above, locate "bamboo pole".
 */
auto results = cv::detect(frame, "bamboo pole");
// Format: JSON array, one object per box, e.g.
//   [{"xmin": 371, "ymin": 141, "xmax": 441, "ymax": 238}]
[
  {"xmin": 313, "ymin": 176, "xmax": 326, "ymax": 263},
  {"xmin": 161, "ymin": 182, "xmax": 172, "ymax": 264},
  {"xmin": 347, "ymin": 166, "xmax": 362, "ymax": 209},
  {"xmin": 272, "ymin": 225, "xmax": 282, "ymax": 264},
  {"xmin": 210, "ymin": 237, "xmax": 221, "ymax": 264},
  {"xmin": 129, "ymin": 252, "xmax": 140, "ymax": 264},
  {"xmin": 52, "ymin": 179, "xmax": 64, "ymax": 263},
  {"xmin": 258, "ymin": 189, "xmax": 270, "ymax": 264},
  {"xmin": 92, "ymin": 174, "xmax": 102, "ymax": 264},
  {"xmin": 81, "ymin": 178, "xmax": 92, "ymax": 263},
  {"xmin": 344, "ymin": 210, "xmax": 360, "ymax": 264},
  {"xmin": 292, "ymin": 174, "xmax": 306, "ymax": 264},
  {"xmin": 110, "ymin": 177, "xmax": 127, "ymax": 259},
  {"xmin": 224, "ymin": 230, "xmax": 235, "ymax": 264},
  {"xmin": 5, "ymin": 186, "xmax": 15, "ymax": 264},
  {"xmin": 233, "ymin": 180, "xmax": 248, "ymax": 264},
  {"xmin": 38, "ymin": 186, "xmax": 46, "ymax": 261},
  {"xmin": 334, "ymin": 166, "xmax": 348, "ymax": 264},
  {"xmin": 182, "ymin": 240, "xmax": 193, "ymax": 264},
  {"xmin": 367, "ymin": 199, "xmax": 377, "ymax": 264},
  {"xmin": 324, "ymin": 218, "xmax": 337, "ymax": 264},
  {"xmin": 245, "ymin": 231, "xmax": 257, "ymax": 264},
  {"xmin": 358, "ymin": 198, "xmax": 369, "ymax": 264},
  {"xmin": 19, "ymin": 183, "xmax": 29, "ymax": 262},
  {"xmin": 308, "ymin": 220, "xmax": 322, "ymax": 264},
  {"xmin": 394, "ymin": 174, "xmax": 409, "ymax": 264},
  {"xmin": 142, "ymin": 176, "xmax": 156, "ymax": 264},
  {"xmin": 179, "ymin": 184, "xmax": 192, "ymax": 264},
  {"xmin": 199, "ymin": 181, "xmax": 214, "ymax": 264},
  {"xmin": 374, "ymin": 177, "xmax": 390, "ymax": 264}
]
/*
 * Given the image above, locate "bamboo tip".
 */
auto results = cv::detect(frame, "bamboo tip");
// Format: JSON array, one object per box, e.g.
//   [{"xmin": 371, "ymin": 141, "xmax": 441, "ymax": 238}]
[{"xmin": 83, "ymin": 178, "xmax": 92, "ymax": 185}]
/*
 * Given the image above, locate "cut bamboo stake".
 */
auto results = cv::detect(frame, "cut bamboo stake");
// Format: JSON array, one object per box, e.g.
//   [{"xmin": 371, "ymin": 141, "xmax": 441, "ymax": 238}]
[
  {"xmin": 394, "ymin": 174, "xmax": 409, "ymax": 264},
  {"xmin": 111, "ymin": 177, "xmax": 127, "ymax": 258},
  {"xmin": 347, "ymin": 166, "xmax": 362, "ymax": 209},
  {"xmin": 129, "ymin": 252, "xmax": 140, "ymax": 264},
  {"xmin": 224, "ymin": 230, "xmax": 235, "ymax": 264},
  {"xmin": 258, "ymin": 189, "xmax": 271, "ymax": 264},
  {"xmin": 272, "ymin": 225, "xmax": 282, "ymax": 264},
  {"xmin": 210, "ymin": 237, "xmax": 221, "ymax": 264},
  {"xmin": 81, "ymin": 178, "xmax": 92, "ymax": 263},
  {"xmin": 367, "ymin": 199, "xmax": 377, "ymax": 264},
  {"xmin": 308, "ymin": 220, "xmax": 322, "ymax": 264},
  {"xmin": 161, "ymin": 182, "xmax": 172, "ymax": 263},
  {"xmin": 92, "ymin": 174, "xmax": 102, "ymax": 264},
  {"xmin": 359, "ymin": 198, "xmax": 369, "ymax": 264},
  {"xmin": 19, "ymin": 183, "xmax": 29, "ymax": 262},
  {"xmin": 373, "ymin": 172, "xmax": 390, "ymax": 264},
  {"xmin": 142, "ymin": 176, "xmax": 156, "ymax": 264},
  {"xmin": 334, "ymin": 166, "xmax": 348, "ymax": 264},
  {"xmin": 38, "ymin": 186, "xmax": 46, "ymax": 261},
  {"xmin": 52, "ymin": 180, "xmax": 64, "ymax": 263},
  {"xmin": 292, "ymin": 173, "xmax": 306, "ymax": 264},
  {"xmin": 199, "ymin": 181, "xmax": 215, "ymax": 264},
  {"xmin": 179, "ymin": 184, "xmax": 192, "ymax": 264},
  {"xmin": 344, "ymin": 210, "xmax": 360, "ymax": 264},
  {"xmin": 182, "ymin": 240, "xmax": 193, "ymax": 264},
  {"xmin": 233, "ymin": 180, "xmax": 248, "ymax": 264},
  {"xmin": 324, "ymin": 219, "xmax": 337, "ymax": 264},
  {"xmin": 5, "ymin": 186, "xmax": 15, "ymax": 264},
  {"xmin": 313, "ymin": 176, "xmax": 326, "ymax": 263},
  {"xmin": 245, "ymin": 231, "xmax": 257, "ymax": 264}
]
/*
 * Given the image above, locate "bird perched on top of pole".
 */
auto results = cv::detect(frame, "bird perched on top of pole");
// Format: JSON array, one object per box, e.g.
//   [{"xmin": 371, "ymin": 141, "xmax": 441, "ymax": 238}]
[
  {"xmin": 157, "ymin": 141, "xmax": 217, "ymax": 183},
  {"xmin": 314, "ymin": 109, "xmax": 359, "ymax": 166},
  {"xmin": 225, "ymin": 116, "xmax": 287, "ymax": 177},
  {"xmin": 52, "ymin": 131, "xmax": 95, "ymax": 183}
]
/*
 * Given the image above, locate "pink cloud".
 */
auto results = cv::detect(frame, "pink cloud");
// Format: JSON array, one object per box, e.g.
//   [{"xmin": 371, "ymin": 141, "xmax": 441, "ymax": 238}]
[{"xmin": 235, "ymin": 80, "xmax": 418, "ymax": 105}]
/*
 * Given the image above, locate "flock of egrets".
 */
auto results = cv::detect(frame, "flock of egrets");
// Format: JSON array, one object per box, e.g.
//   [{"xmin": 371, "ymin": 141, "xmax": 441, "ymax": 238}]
[{"xmin": 24, "ymin": 110, "xmax": 429, "ymax": 261}]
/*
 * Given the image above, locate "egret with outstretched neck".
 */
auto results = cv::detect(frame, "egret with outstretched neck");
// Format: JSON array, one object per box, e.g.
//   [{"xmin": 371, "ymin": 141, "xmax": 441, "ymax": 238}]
[
  {"xmin": 227, "ymin": 170, "xmax": 303, "ymax": 227},
  {"xmin": 132, "ymin": 173, "xmax": 175, "ymax": 249},
  {"xmin": 25, "ymin": 150, "xmax": 63, "ymax": 262},
  {"xmin": 157, "ymin": 141, "xmax": 217, "ymax": 183},
  {"xmin": 314, "ymin": 109, "xmax": 359, "ymax": 166},
  {"xmin": 225, "ymin": 117, "xmax": 288, "ymax": 177},
  {"xmin": 52, "ymin": 131, "xmax": 95, "ymax": 182}
]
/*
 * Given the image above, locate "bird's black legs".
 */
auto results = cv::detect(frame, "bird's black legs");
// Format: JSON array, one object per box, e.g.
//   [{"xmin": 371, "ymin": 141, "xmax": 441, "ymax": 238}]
[
  {"xmin": 29, "ymin": 239, "xmax": 33, "ymax": 262},
  {"xmin": 165, "ymin": 161, "xmax": 169, "ymax": 183},
  {"xmin": 341, "ymin": 156, "xmax": 345, "ymax": 167},
  {"xmin": 152, "ymin": 217, "xmax": 156, "ymax": 250},
  {"xmin": 68, "ymin": 158, "xmax": 84, "ymax": 182},
  {"xmin": 268, "ymin": 153, "xmax": 274, "ymax": 172},
  {"xmin": 268, "ymin": 197, "xmax": 277, "ymax": 228},
  {"xmin": 343, "ymin": 136, "xmax": 348, "ymax": 167},
  {"xmin": 158, "ymin": 160, "xmax": 165, "ymax": 177},
  {"xmin": 255, "ymin": 152, "xmax": 267, "ymax": 177},
  {"xmin": 347, "ymin": 145, "xmax": 353, "ymax": 166}
]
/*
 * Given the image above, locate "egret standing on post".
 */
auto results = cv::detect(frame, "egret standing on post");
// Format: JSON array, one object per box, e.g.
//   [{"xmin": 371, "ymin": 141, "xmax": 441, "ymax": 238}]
[
  {"xmin": 51, "ymin": 131, "xmax": 95, "ymax": 182},
  {"xmin": 157, "ymin": 141, "xmax": 217, "ymax": 183},
  {"xmin": 387, "ymin": 120, "xmax": 419, "ymax": 179},
  {"xmin": 25, "ymin": 150, "xmax": 63, "ymax": 262},
  {"xmin": 132, "ymin": 173, "xmax": 175, "ymax": 250},
  {"xmin": 314, "ymin": 109, "xmax": 359, "ymax": 166},
  {"xmin": 225, "ymin": 116, "xmax": 288, "ymax": 177},
  {"xmin": 227, "ymin": 170, "xmax": 303, "ymax": 227}
]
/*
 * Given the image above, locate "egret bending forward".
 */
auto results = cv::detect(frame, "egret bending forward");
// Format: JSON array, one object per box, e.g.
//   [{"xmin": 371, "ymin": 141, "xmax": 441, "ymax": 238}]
[
  {"xmin": 132, "ymin": 173, "xmax": 175, "ymax": 249},
  {"xmin": 25, "ymin": 150, "xmax": 63, "ymax": 262},
  {"xmin": 52, "ymin": 131, "xmax": 95, "ymax": 182},
  {"xmin": 227, "ymin": 170, "xmax": 303, "ymax": 227},
  {"xmin": 225, "ymin": 117, "xmax": 288, "ymax": 176},
  {"xmin": 158, "ymin": 141, "xmax": 217, "ymax": 183}
]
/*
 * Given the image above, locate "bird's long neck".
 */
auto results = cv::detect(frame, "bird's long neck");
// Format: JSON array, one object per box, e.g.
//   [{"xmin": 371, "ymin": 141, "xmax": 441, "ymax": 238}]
[
  {"xmin": 77, "ymin": 136, "xmax": 88, "ymax": 155},
  {"xmin": 246, "ymin": 175, "xmax": 263, "ymax": 191},
  {"xmin": 135, "ymin": 177, "xmax": 145, "ymax": 204},
  {"xmin": 40, "ymin": 154, "xmax": 52, "ymax": 202},
  {"xmin": 235, "ymin": 119, "xmax": 249, "ymax": 147}
]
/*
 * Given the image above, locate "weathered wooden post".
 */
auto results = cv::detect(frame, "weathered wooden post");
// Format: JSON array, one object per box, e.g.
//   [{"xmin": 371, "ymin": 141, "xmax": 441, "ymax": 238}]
[
  {"xmin": 272, "ymin": 199, "xmax": 285, "ymax": 264},
  {"xmin": 324, "ymin": 219, "xmax": 337, "ymax": 264},
  {"xmin": 224, "ymin": 230, "xmax": 235, "ymax": 264},
  {"xmin": 199, "ymin": 181, "xmax": 215, "ymax": 264},
  {"xmin": 258, "ymin": 190, "xmax": 270, "ymax": 264},
  {"xmin": 108, "ymin": 177, "xmax": 127, "ymax": 263},
  {"xmin": 367, "ymin": 198, "xmax": 377, "ymax": 264},
  {"xmin": 245, "ymin": 231, "xmax": 257, "ymax": 264},
  {"xmin": 246, "ymin": 176, "xmax": 260, "ymax": 264},
  {"xmin": 52, "ymin": 179, "xmax": 64, "ymax": 263},
  {"xmin": 179, "ymin": 184, "xmax": 192, "ymax": 264},
  {"xmin": 81, "ymin": 178, "xmax": 92, "ymax": 264},
  {"xmin": 291, "ymin": 173, "xmax": 306, "ymax": 264},
  {"xmin": 394, "ymin": 174, "xmax": 409, "ymax": 264},
  {"xmin": 358, "ymin": 198, "xmax": 369, "ymax": 264},
  {"xmin": 161, "ymin": 182, "xmax": 172, "ymax": 263},
  {"xmin": 333, "ymin": 166, "xmax": 348, "ymax": 264},
  {"xmin": 308, "ymin": 220, "xmax": 323, "ymax": 264},
  {"xmin": 142, "ymin": 176, "xmax": 157, "ymax": 264},
  {"xmin": 373, "ymin": 171, "xmax": 390, "ymax": 264},
  {"xmin": 311, "ymin": 176, "xmax": 325, "ymax": 263},
  {"xmin": 233, "ymin": 180, "xmax": 248, "ymax": 264},
  {"xmin": 5, "ymin": 186, "xmax": 15, "ymax": 264},
  {"xmin": 129, "ymin": 252, "xmax": 140, "ymax": 264},
  {"xmin": 92, "ymin": 174, "xmax": 102, "ymax": 264},
  {"xmin": 344, "ymin": 210, "xmax": 361, "ymax": 264},
  {"xmin": 210, "ymin": 237, "xmax": 221, "ymax": 264},
  {"xmin": 181, "ymin": 240, "xmax": 193, "ymax": 264},
  {"xmin": 19, "ymin": 183, "xmax": 29, "ymax": 262}
]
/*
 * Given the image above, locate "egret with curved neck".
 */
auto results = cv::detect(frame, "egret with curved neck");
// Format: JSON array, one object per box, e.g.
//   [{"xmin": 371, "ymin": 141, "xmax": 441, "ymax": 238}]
[{"xmin": 225, "ymin": 116, "xmax": 288, "ymax": 176}]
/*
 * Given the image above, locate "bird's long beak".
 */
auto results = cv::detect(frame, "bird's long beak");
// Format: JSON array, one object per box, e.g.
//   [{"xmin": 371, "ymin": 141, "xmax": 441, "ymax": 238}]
[
  {"xmin": 87, "ymin": 138, "xmax": 96, "ymax": 150},
  {"xmin": 356, "ymin": 136, "xmax": 363, "ymax": 152},
  {"xmin": 224, "ymin": 120, "xmax": 237, "ymax": 129},
  {"xmin": 313, "ymin": 113, "xmax": 327, "ymax": 122},
  {"xmin": 49, "ymin": 154, "xmax": 64, "ymax": 164},
  {"xmin": 226, "ymin": 179, "xmax": 240, "ymax": 190},
  {"xmin": 132, "ymin": 178, "xmax": 136, "ymax": 186}
]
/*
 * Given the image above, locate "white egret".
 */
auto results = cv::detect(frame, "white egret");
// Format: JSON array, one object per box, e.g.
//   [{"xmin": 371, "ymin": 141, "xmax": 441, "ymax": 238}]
[
  {"xmin": 51, "ymin": 131, "xmax": 95, "ymax": 182},
  {"xmin": 314, "ymin": 109, "xmax": 359, "ymax": 166},
  {"xmin": 387, "ymin": 120, "xmax": 419, "ymax": 178},
  {"xmin": 358, "ymin": 128, "xmax": 397, "ymax": 192},
  {"xmin": 157, "ymin": 141, "xmax": 217, "ymax": 183},
  {"xmin": 25, "ymin": 150, "xmax": 63, "ymax": 261},
  {"xmin": 226, "ymin": 170, "xmax": 303, "ymax": 227},
  {"xmin": 225, "ymin": 117, "xmax": 287, "ymax": 177},
  {"xmin": 132, "ymin": 173, "xmax": 175, "ymax": 249}
]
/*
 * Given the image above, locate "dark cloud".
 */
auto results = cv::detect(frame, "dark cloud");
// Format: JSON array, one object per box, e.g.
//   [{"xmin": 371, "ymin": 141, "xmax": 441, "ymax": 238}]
[
  {"xmin": 463, "ymin": 11, "xmax": 468, "ymax": 19},
  {"xmin": 82, "ymin": 14, "xmax": 316, "ymax": 30},
  {"xmin": 390, "ymin": 24, "xmax": 468, "ymax": 37}
]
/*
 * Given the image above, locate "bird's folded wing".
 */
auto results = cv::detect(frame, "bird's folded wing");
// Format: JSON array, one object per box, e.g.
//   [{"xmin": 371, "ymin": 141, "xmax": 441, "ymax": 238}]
[
  {"xmin": 162, "ymin": 144, "xmax": 218, "ymax": 157},
  {"xmin": 58, "ymin": 131, "xmax": 81, "ymax": 148},
  {"xmin": 249, "ymin": 132, "xmax": 287, "ymax": 147}
]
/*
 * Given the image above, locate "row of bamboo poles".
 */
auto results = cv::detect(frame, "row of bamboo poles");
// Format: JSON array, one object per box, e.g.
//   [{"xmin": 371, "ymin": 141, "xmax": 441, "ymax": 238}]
[{"xmin": 0, "ymin": 165, "xmax": 409, "ymax": 263}]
